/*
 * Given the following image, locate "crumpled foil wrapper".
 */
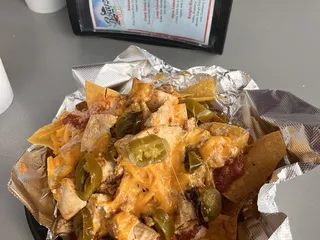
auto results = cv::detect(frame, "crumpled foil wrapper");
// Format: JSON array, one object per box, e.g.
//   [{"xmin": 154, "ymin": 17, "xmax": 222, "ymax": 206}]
[{"xmin": 8, "ymin": 45, "xmax": 320, "ymax": 239}]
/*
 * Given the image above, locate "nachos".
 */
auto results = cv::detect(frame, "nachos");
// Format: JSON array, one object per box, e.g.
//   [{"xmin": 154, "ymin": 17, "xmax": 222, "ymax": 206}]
[{"xmin": 28, "ymin": 78, "xmax": 287, "ymax": 240}]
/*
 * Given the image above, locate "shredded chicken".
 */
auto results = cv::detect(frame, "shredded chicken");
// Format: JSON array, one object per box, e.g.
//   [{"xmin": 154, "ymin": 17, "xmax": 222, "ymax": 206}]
[
  {"xmin": 185, "ymin": 127, "xmax": 211, "ymax": 148},
  {"xmin": 144, "ymin": 101, "xmax": 187, "ymax": 128},
  {"xmin": 29, "ymin": 79, "xmax": 254, "ymax": 240},
  {"xmin": 97, "ymin": 182, "xmax": 119, "ymax": 196},
  {"xmin": 87, "ymin": 194, "xmax": 113, "ymax": 236},
  {"xmin": 60, "ymin": 132, "xmax": 83, "ymax": 152},
  {"xmin": 184, "ymin": 117, "xmax": 197, "ymax": 132},
  {"xmin": 143, "ymin": 216, "xmax": 155, "ymax": 227},
  {"xmin": 97, "ymin": 159, "xmax": 116, "ymax": 183},
  {"xmin": 156, "ymin": 84, "xmax": 176, "ymax": 94},
  {"xmin": 199, "ymin": 136, "xmax": 239, "ymax": 168},
  {"xmin": 192, "ymin": 226, "xmax": 208, "ymax": 240},
  {"xmin": 175, "ymin": 196, "xmax": 197, "ymax": 231},
  {"xmin": 97, "ymin": 164, "xmax": 124, "ymax": 195},
  {"xmin": 81, "ymin": 114, "xmax": 117, "ymax": 152},
  {"xmin": 147, "ymin": 89, "xmax": 179, "ymax": 111},
  {"xmin": 128, "ymin": 222, "xmax": 160, "ymax": 240}
]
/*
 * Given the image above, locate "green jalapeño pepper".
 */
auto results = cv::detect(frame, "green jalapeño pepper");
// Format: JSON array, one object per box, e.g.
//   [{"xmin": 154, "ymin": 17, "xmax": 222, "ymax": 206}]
[
  {"xmin": 200, "ymin": 186, "xmax": 222, "ymax": 222},
  {"xmin": 132, "ymin": 114, "xmax": 143, "ymax": 135},
  {"xmin": 127, "ymin": 134, "xmax": 169, "ymax": 167},
  {"xmin": 76, "ymin": 157, "xmax": 87, "ymax": 198},
  {"xmin": 74, "ymin": 208, "xmax": 93, "ymax": 240},
  {"xmin": 73, "ymin": 211, "xmax": 83, "ymax": 235},
  {"xmin": 184, "ymin": 99, "xmax": 225, "ymax": 123},
  {"xmin": 115, "ymin": 112, "xmax": 142, "ymax": 138},
  {"xmin": 201, "ymin": 102, "xmax": 210, "ymax": 109},
  {"xmin": 106, "ymin": 143, "xmax": 118, "ymax": 162},
  {"xmin": 152, "ymin": 209, "xmax": 174, "ymax": 240},
  {"xmin": 82, "ymin": 208, "xmax": 93, "ymax": 240},
  {"xmin": 185, "ymin": 151, "xmax": 203, "ymax": 174},
  {"xmin": 76, "ymin": 153, "xmax": 102, "ymax": 201}
]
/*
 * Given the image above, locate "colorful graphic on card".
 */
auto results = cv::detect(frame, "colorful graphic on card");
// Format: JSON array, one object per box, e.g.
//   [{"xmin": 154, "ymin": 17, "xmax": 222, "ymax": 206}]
[{"xmin": 90, "ymin": 0, "xmax": 123, "ymax": 28}]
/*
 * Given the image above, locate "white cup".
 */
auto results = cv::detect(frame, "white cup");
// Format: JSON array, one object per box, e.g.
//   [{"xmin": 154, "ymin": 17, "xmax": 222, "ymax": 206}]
[
  {"xmin": 25, "ymin": 0, "xmax": 66, "ymax": 14},
  {"xmin": 0, "ymin": 58, "xmax": 14, "ymax": 115}
]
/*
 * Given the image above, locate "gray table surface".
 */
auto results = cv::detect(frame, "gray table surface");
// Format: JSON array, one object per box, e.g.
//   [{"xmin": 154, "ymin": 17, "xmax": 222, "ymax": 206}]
[{"xmin": 1, "ymin": 0, "xmax": 320, "ymax": 239}]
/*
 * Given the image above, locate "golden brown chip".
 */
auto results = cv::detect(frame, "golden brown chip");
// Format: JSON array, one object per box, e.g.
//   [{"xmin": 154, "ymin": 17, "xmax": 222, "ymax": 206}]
[
  {"xmin": 85, "ymin": 80, "xmax": 106, "ymax": 107},
  {"xmin": 202, "ymin": 198, "xmax": 243, "ymax": 240},
  {"xmin": 222, "ymin": 199, "xmax": 244, "ymax": 240},
  {"xmin": 47, "ymin": 143, "xmax": 84, "ymax": 191},
  {"xmin": 179, "ymin": 79, "xmax": 216, "ymax": 101},
  {"xmin": 129, "ymin": 78, "xmax": 153, "ymax": 102},
  {"xmin": 205, "ymin": 219, "xmax": 228, "ymax": 240},
  {"xmin": 223, "ymin": 131, "xmax": 287, "ymax": 202},
  {"xmin": 28, "ymin": 112, "xmax": 69, "ymax": 151},
  {"xmin": 106, "ymin": 88, "xmax": 120, "ymax": 97},
  {"xmin": 237, "ymin": 222, "xmax": 249, "ymax": 240},
  {"xmin": 205, "ymin": 211, "xmax": 240, "ymax": 239}
]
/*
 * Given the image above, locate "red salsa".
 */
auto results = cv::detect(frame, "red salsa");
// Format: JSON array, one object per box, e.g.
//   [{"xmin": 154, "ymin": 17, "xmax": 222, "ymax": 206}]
[{"xmin": 213, "ymin": 154, "xmax": 244, "ymax": 193}]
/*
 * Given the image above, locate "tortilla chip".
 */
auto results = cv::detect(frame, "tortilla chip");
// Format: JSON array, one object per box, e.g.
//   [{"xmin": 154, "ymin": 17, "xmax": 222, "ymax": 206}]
[
  {"xmin": 56, "ymin": 178, "xmax": 86, "ymax": 220},
  {"xmin": 223, "ymin": 131, "xmax": 287, "ymax": 202},
  {"xmin": 129, "ymin": 78, "xmax": 153, "ymax": 103},
  {"xmin": 204, "ymin": 198, "xmax": 242, "ymax": 240},
  {"xmin": 206, "ymin": 215, "xmax": 238, "ymax": 240},
  {"xmin": 28, "ymin": 112, "xmax": 69, "ymax": 151},
  {"xmin": 106, "ymin": 88, "xmax": 120, "ymax": 97},
  {"xmin": 179, "ymin": 79, "xmax": 216, "ymax": 101},
  {"xmin": 237, "ymin": 222, "xmax": 249, "ymax": 240},
  {"xmin": 47, "ymin": 143, "xmax": 84, "ymax": 191},
  {"xmin": 206, "ymin": 218, "xmax": 228, "ymax": 240},
  {"xmin": 85, "ymin": 80, "xmax": 106, "ymax": 108},
  {"xmin": 81, "ymin": 114, "xmax": 117, "ymax": 152}
]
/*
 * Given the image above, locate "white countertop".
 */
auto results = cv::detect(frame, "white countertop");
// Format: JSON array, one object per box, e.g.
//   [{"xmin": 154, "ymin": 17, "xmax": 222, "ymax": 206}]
[{"xmin": 0, "ymin": 0, "xmax": 319, "ymax": 239}]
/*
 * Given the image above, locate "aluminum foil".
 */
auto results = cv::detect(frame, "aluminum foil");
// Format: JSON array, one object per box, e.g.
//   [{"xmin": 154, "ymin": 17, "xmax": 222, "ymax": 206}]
[{"xmin": 8, "ymin": 45, "xmax": 320, "ymax": 239}]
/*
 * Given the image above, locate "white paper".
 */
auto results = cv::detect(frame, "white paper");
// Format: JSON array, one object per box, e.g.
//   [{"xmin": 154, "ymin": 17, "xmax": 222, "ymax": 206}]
[
  {"xmin": 0, "ymin": 58, "xmax": 13, "ymax": 115},
  {"xmin": 89, "ymin": 0, "xmax": 215, "ymax": 44}
]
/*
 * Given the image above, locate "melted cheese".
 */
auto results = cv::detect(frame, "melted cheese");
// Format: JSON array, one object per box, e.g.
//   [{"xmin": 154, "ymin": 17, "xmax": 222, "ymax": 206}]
[
  {"xmin": 200, "ymin": 122, "xmax": 249, "ymax": 150},
  {"xmin": 112, "ymin": 212, "xmax": 139, "ymax": 240},
  {"xmin": 90, "ymin": 125, "xmax": 244, "ymax": 238},
  {"xmin": 199, "ymin": 136, "xmax": 237, "ymax": 168},
  {"xmin": 107, "ymin": 127, "xmax": 189, "ymax": 218},
  {"xmin": 186, "ymin": 127, "xmax": 211, "ymax": 147}
]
